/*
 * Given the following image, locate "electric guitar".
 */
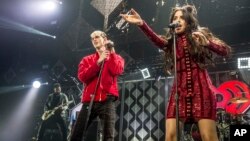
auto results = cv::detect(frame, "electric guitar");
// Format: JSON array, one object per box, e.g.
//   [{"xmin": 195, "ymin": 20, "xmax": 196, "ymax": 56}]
[{"xmin": 41, "ymin": 100, "xmax": 73, "ymax": 120}]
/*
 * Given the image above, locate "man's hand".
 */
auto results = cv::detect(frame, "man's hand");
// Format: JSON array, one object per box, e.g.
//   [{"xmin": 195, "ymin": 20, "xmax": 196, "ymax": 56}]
[{"xmin": 97, "ymin": 50, "xmax": 110, "ymax": 65}]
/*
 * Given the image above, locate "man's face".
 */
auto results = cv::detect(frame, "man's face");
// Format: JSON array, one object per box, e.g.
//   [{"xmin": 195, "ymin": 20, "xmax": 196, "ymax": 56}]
[
  {"xmin": 54, "ymin": 86, "xmax": 61, "ymax": 94},
  {"xmin": 91, "ymin": 32, "xmax": 107, "ymax": 52}
]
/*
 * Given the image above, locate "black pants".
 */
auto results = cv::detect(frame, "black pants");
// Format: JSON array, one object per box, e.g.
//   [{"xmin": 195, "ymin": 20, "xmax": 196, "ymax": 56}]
[
  {"xmin": 37, "ymin": 114, "xmax": 68, "ymax": 141},
  {"xmin": 70, "ymin": 96, "xmax": 117, "ymax": 141}
]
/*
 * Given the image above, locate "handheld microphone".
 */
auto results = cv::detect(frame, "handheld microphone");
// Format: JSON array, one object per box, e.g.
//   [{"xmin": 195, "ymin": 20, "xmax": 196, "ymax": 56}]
[
  {"xmin": 106, "ymin": 40, "xmax": 114, "ymax": 49},
  {"xmin": 168, "ymin": 22, "xmax": 180, "ymax": 28}
]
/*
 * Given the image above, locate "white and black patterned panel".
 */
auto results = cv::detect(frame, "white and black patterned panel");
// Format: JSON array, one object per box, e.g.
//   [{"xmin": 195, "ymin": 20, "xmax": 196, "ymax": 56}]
[{"xmin": 115, "ymin": 79, "xmax": 167, "ymax": 141}]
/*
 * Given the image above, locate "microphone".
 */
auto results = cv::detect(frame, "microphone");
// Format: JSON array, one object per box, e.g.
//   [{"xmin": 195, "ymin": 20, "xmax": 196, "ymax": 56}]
[
  {"xmin": 168, "ymin": 22, "xmax": 180, "ymax": 28},
  {"xmin": 106, "ymin": 40, "xmax": 114, "ymax": 49}
]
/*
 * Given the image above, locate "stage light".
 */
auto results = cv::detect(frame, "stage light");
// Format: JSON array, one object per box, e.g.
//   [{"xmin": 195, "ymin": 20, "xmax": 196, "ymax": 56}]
[
  {"xmin": 41, "ymin": 1, "xmax": 57, "ymax": 12},
  {"xmin": 0, "ymin": 87, "xmax": 39, "ymax": 141},
  {"xmin": 0, "ymin": 18, "xmax": 57, "ymax": 39},
  {"xmin": 237, "ymin": 57, "xmax": 250, "ymax": 69},
  {"xmin": 32, "ymin": 81, "xmax": 41, "ymax": 88},
  {"xmin": 28, "ymin": 0, "xmax": 61, "ymax": 16},
  {"xmin": 140, "ymin": 68, "xmax": 151, "ymax": 79},
  {"xmin": 55, "ymin": 0, "xmax": 63, "ymax": 5}
]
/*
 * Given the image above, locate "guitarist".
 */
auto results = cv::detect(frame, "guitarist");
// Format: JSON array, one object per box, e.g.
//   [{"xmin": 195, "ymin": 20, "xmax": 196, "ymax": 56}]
[{"xmin": 36, "ymin": 83, "xmax": 69, "ymax": 141}]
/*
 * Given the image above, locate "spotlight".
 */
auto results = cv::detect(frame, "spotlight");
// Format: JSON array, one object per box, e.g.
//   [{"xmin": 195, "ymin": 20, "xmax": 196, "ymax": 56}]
[
  {"xmin": 42, "ymin": 1, "xmax": 57, "ymax": 12},
  {"xmin": 32, "ymin": 81, "xmax": 41, "ymax": 88},
  {"xmin": 140, "ymin": 68, "xmax": 151, "ymax": 79},
  {"xmin": 57, "ymin": 1, "xmax": 63, "ymax": 5},
  {"xmin": 53, "ymin": 36, "xmax": 56, "ymax": 39}
]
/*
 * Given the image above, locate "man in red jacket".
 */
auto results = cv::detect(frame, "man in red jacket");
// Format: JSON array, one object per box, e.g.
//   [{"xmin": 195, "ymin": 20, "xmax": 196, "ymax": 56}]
[{"xmin": 70, "ymin": 30, "xmax": 124, "ymax": 141}]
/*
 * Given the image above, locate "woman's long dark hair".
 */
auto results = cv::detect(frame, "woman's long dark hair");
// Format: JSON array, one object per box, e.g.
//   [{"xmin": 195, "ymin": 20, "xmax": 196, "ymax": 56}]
[{"xmin": 162, "ymin": 5, "xmax": 231, "ymax": 73}]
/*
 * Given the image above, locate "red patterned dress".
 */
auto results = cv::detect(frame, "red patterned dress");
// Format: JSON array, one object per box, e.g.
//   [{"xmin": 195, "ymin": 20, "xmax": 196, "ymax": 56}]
[{"xmin": 139, "ymin": 21, "xmax": 230, "ymax": 122}]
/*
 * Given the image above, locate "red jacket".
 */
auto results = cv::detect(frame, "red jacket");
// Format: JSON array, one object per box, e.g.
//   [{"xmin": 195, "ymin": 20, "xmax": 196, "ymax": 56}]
[{"xmin": 78, "ymin": 52, "xmax": 124, "ymax": 102}]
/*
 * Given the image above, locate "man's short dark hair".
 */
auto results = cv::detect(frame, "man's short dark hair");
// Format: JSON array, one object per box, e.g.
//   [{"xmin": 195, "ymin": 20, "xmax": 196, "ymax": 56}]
[{"xmin": 53, "ymin": 83, "xmax": 61, "ymax": 88}]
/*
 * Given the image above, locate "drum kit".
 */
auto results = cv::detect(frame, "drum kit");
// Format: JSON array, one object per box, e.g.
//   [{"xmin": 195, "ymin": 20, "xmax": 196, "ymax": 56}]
[
  {"xmin": 217, "ymin": 97, "xmax": 250, "ymax": 124},
  {"xmin": 184, "ymin": 96, "xmax": 250, "ymax": 141},
  {"xmin": 216, "ymin": 96, "xmax": 250, "ymax": 141}
]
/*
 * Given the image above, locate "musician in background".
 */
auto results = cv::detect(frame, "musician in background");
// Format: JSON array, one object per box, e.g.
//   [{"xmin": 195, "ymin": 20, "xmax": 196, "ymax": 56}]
[{"xmin": 36, "ymin": 83, "xmax": 69, "ymax": 141}]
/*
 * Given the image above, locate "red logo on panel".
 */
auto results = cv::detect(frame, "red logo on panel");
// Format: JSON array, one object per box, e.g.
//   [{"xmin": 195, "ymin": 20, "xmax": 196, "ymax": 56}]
[{"xmin": 216, "ymin": 80, "xmax": 250, "ymax": 115}]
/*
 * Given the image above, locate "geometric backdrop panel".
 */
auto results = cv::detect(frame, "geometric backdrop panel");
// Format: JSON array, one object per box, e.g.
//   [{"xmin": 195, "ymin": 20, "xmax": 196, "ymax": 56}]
[{"xmin": 115, "ymin": 78, "xmax": 169, "ymax": 141}]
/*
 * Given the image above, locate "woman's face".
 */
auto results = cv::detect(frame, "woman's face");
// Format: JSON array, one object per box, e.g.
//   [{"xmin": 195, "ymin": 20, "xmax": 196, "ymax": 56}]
[{"xmin": 172, "ymin": 10, "xmax": 187, "ymax": 34}]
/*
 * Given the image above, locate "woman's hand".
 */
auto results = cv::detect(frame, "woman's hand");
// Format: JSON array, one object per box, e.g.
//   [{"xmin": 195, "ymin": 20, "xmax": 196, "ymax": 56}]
[
  {"xmin": 192, "ymin": 32, "xmax": 210, "ymax": 46},
  {"xmin": 120, "ymin": 9, "xmax": 143, "ymax": 26}
]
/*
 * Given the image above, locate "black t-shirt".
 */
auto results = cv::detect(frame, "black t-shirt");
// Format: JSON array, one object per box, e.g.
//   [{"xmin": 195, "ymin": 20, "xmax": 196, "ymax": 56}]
[{"xmin": 45, "ymin": 92, "xmax": 68, "ymax": 111}]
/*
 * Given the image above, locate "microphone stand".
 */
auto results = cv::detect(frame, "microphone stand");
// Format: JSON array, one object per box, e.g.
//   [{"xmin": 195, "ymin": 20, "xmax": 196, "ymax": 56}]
[
  {"xmin": 83, "ymin": 61, "xmax": 105, "ymax": 137},
  {"xmin": 171, "ymin": 26, "xmax": 180, "ymax": 141},
  {"xmin": 71, "ymin": 76, "xmax": 84, "ymax": 98},
  {"xmin": 69, "ymin": 76, "xmax": 82, "ymax": 105}
]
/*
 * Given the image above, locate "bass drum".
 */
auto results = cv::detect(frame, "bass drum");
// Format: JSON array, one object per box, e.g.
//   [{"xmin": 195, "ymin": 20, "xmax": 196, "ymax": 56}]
[{"xmin": 190, "ymin": 123, "xmax": 222, "ymax": 141}]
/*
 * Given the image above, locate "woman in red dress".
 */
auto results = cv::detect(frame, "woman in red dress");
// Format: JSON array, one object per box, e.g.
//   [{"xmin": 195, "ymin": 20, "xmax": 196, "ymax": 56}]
[{"xmin": 121, "ymin": 5, "xmax": 231, "ymax": 141}]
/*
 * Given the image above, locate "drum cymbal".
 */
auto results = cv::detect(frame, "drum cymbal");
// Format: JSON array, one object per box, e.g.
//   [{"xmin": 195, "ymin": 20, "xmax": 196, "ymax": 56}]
[{"xmin": 230, "ymin": 97, "xmax": 249, "ymax": 104}]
